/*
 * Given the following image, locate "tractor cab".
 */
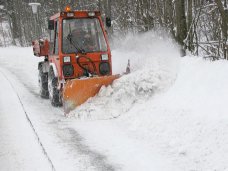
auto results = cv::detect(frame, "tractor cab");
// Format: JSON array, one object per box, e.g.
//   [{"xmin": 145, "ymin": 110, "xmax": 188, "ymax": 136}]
[
  {"xmin": 62, "ymin": 17, "xmax": 108, "ymax": 54},
  {"xmin": 48, "ymin": 9, "xmax": 112, "ymax": 81}
]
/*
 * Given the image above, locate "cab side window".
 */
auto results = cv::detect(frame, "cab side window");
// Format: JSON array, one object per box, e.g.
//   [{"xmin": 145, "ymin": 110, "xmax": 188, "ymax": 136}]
[
  {"xmin": 54, "ymin": 21, "xmax": 59, "ymax": 55},
  {"xmin": 49, "ymin": 29, "xmax": 54, "ymax": 54}
]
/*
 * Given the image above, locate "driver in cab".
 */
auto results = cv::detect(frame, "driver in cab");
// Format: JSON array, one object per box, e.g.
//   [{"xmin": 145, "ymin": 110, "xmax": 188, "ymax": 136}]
[{"xmin": 63, "ymin": 23, "xmax": 96, "ymax": 53}]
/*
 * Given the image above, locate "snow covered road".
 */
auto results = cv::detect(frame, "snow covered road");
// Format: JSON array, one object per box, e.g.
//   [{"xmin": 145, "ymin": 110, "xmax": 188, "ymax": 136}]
[
  {"xmin": 0, "ymin": 70, "xmax": 52, "ymax": 171},
  {"xmin": 1, "ymin": 32, "xmax": 228, "ymax": 171}
]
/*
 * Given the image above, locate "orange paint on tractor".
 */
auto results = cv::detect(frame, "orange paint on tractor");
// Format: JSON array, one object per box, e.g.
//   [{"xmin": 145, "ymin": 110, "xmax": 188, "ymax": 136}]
[{"xmin": 32, "ymin": 7, "xmax": 122, "ymax": 114}]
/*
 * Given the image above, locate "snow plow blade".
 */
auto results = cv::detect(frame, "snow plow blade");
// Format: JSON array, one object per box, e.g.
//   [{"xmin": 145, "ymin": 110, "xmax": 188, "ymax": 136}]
[{"xmin": 63, "ymin": 75, "xmax": 120, "ymax": 114}]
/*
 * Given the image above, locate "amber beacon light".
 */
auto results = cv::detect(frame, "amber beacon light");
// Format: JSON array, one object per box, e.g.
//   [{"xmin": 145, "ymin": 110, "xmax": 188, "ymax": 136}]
[{"xmin": 65, "ymin": 5, "xmax": 71, "ymax": 12}]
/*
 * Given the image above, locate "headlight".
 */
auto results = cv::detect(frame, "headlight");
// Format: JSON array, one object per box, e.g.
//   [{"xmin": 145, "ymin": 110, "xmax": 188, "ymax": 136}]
[
  {"xmin": 99, "ymin": 62, "xmax": 110, "ymax": 75},
  {"xmin": 101, "ymin": 54, "xmax": 108, "ymax": 61},
  {"xmin": 88, "ymin": 12, "xmax": 95, "ymax": 17},
  {"xmin": 63, "ymin": 56, "xmax": 71, "ymax": 63},
  {"xmin": 63, "ymin": 64, "xmax": 74, "ymax": 77},
  {"xmin": 67, "ymin": 12, "xmax": 74, "ymax": 17}
]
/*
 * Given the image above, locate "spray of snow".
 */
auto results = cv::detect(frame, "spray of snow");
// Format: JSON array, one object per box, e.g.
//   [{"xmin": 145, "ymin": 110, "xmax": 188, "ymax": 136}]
[{"xmin": 69, "ymin": 31, "xmax": 180, "ymax": 119}]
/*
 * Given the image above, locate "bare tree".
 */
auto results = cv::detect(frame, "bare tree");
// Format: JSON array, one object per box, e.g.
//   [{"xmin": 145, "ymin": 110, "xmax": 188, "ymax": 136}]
[
  {"xmin": 175, "ymin": 0, "xmax": 187, "ymax": 55},
  {"xmin": 214, "ymin": 0, "xmax": 228, "ymax": 59}
]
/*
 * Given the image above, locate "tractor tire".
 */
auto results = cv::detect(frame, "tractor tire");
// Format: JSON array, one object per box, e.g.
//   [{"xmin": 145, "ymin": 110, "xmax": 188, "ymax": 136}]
[
  {"xmin": 48, "ymin": 67, "xmax": 62, "ymax": 107},
  {"xmin": 38, "ymin": 66, "xmax": 49, "ymax": 98}
]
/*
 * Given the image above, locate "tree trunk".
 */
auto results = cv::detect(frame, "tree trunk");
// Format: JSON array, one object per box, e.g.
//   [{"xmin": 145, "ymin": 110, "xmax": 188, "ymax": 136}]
[
  {"xmin": 175, "ymin": 0, "xmax": 187, "ymax": 56},
  {"xmin": 215, "ymin": 0, "xmax": 228, "ymax": 59},
  {"xmin": 187, "ymin": 0, "xmax": 193, "ymax": 52},
  {"xmin": 166, "ymin": 0, "xmax": 175, "ymax": 37}
]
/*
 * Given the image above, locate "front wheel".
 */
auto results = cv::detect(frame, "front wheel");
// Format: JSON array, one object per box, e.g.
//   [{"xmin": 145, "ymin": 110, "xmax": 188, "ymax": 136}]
[{"xmin": 48, "ymin": 67, "xmax": 62, "ymax": 107}]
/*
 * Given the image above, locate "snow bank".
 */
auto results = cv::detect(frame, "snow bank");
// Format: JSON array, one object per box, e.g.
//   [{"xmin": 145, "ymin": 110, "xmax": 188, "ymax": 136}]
[
  {"xmin": 120, "ymin": 57, "xmax": 228, "ymax": 171},
  {"xmin": 69, "ymin": 31, "xmax": 180, "ymax": 119}
]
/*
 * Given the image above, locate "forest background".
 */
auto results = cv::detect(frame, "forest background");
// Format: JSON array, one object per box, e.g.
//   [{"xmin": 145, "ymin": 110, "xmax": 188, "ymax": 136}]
[{"xmin": 0, "ymin": 0, "xmax": 227, "ymax": 59}]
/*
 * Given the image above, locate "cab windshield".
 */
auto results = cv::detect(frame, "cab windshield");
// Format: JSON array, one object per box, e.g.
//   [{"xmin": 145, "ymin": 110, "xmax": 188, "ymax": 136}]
[{"xmin": 62, "ymin": 18, "xmax": 108, "ymax": 54}]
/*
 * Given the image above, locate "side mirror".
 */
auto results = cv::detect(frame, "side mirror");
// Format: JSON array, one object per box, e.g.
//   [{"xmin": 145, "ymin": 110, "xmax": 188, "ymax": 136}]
[
  {"xmin": 106, "ymin": 17, "xmax": 111, "ymax": 27},
  {"xmin": 48, "ymin": 20, "xmax": 54, "ymax": 30}
]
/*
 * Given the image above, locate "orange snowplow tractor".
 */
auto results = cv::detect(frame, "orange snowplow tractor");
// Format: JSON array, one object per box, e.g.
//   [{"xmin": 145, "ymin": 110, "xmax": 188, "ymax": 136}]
[{"xmin": 63, "ymin": 75, "xmax": 120, "ymax": 114}]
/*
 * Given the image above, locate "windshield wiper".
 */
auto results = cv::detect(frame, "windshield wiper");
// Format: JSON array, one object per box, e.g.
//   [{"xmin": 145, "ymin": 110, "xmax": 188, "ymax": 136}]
[
  {"xmin": 67, "ymin": 23, "xmax": 86, "ymax": 54},
  {"xmin": 66, "ymin": 33, "xmax": 86, "ymax": 54}
]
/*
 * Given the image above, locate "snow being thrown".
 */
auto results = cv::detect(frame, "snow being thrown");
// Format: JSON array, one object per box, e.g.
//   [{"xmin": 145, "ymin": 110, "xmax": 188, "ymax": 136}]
[{"xmin": 69, "ymin": 30, "xmax": 180, "ymax": 119}]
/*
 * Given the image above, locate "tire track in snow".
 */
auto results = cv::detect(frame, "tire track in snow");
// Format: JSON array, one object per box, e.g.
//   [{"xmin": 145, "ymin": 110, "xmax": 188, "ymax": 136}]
[
  {"xmin": 0, "ymin": 70, "xmax": 56, "ymax": 171},
  {"xmin": 0, "ymin": 66, "xmax": 119, "ymax": 170},
  {"xmin": 65, "ymin": 128, "xmax": 117, "ymax": 171}
]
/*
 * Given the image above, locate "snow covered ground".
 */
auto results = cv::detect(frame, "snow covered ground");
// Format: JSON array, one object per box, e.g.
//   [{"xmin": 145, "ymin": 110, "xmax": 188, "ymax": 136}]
[
  {"xmin": 0, "ymin": 69, "xmax": 52, "ymax": 171},
  {"xmin": 1, "ymin": 31, "xmax": 228, "ymax": 171}
]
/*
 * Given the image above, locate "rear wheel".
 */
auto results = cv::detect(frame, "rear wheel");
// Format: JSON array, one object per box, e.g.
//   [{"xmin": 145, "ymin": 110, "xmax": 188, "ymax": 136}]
[
  {"xmin": 38, "ymin": 65, "xmax": 49, "ymax": 98},
  {"xmin": 48, "ymin": 67, "xmax": 62, "ymax": 106}
]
